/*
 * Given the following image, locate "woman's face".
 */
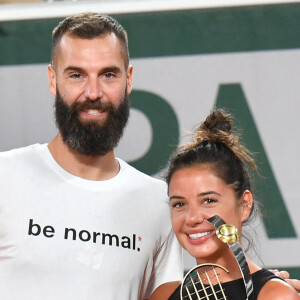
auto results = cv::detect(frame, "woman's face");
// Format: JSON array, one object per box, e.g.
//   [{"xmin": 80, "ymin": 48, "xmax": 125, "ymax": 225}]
[{"xmin": 169, "ymin": 164, "xmax": 251, "ymax": 263}]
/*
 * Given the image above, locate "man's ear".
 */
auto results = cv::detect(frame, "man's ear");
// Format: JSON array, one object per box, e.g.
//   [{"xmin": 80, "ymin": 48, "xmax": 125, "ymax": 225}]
[
  {"xmin": 48, "ymin": 64, "xmax": 57, "ymax": 96},
  {"xmin": 240, "ymin": 190, "xmax": 254, "ymax": 223},
  {"xmin": 126, "ymin": 65, "xmax": 133, "ymax": 96}
]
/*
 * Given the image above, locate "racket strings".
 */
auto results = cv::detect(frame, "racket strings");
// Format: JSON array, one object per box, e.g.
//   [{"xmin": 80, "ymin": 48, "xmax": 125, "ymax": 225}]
[{"xmin": 181, "ymin": 266, "xmax": 227, "ymax": 300}]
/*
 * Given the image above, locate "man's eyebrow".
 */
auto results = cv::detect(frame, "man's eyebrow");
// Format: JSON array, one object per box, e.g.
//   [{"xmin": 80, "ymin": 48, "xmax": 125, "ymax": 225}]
[
  {"xmin": 63, "ymin": 66, "xmax": 84, "ymax": 73},
  {"xmin": 101, "ymin": 66, "xmax": 122, "ymax": 73},
  {"xmin": 63, "ymin": 66, "xmax": 122, "ymax": 73}
]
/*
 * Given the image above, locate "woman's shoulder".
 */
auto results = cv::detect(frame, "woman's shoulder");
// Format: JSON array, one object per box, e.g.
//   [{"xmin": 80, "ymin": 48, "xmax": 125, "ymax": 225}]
[{"xmin": 258, "ymin": 276, "xmax": 300, "ymax": 300}]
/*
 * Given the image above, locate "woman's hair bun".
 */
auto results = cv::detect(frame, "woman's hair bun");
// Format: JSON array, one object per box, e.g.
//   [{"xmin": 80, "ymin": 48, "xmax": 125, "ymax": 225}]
[
  {"xmin": 193, "ymin": 108, "xmax": 234, "ymax": 146},
  {"xmin": 191, "ymin": 108, "xmax": 256, "ymax": 171},
  {"xmin": 199, "ymin": 108, "xmax": 232, "ymax": 134}
]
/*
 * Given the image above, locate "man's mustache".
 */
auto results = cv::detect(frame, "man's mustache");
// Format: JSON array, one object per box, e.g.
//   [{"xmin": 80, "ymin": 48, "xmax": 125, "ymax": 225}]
[{"xmin": 71, "ymin": 99, "xmax": 115, "ymax": 113}]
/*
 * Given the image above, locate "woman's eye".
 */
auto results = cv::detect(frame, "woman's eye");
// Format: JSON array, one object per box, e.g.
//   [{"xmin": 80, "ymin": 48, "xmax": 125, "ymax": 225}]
[
  {"xmin": 171, "ymin": 202, "xmax": 185, "ymax": 208},
  {"xmin": 204, "ymin": 198, "xmax": 217, "ymax": 204}
]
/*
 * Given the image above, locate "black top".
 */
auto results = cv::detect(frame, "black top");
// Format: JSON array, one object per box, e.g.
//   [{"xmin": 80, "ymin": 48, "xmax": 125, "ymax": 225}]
[{"xmin": 168, "ymin": 269, "xmax": 283, "ymax": 300}]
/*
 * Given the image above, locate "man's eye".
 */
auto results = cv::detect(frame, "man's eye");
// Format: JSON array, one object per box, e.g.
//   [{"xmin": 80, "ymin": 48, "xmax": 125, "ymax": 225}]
[
  {"xmin": 70, "ymin": 73, "xmax": 82, "ymax": 79},
  {"xmin": 104, "ymin": 72, "xmax": 115, "ymax": 78}
]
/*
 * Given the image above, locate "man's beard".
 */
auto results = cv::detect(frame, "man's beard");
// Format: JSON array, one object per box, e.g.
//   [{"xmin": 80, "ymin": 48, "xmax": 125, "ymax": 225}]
[{"xmin": 54, "ymin": 89, "xmax": 130, "ymax": 156}]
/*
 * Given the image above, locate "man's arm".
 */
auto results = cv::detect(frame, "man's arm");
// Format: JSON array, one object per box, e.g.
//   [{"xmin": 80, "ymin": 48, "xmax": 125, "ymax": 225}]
[
  {"xmin": 146, "ymin": 281, "xmax": 181, "ymax": 300},
  {"xmin": 271, "ymin": 270, "xmax": 300, "ymax": 293}
]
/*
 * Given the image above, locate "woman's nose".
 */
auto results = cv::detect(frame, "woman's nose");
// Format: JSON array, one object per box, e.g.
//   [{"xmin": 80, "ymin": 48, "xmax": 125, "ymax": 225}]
[{"xmin": 185, "ymin": 205, "xmax": 205, "ymax": 226}]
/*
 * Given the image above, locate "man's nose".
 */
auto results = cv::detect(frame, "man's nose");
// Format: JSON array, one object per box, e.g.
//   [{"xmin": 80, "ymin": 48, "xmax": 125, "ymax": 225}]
[{"xmin": 84, "ymin": 77, "xmax": 103, "ymax": 100}]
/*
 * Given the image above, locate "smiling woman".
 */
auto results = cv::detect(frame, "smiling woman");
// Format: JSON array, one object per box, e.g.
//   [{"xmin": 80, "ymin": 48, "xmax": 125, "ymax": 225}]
[{"xmin": 164, "ymin": 109, "xmax": 299, "ymax": 300}]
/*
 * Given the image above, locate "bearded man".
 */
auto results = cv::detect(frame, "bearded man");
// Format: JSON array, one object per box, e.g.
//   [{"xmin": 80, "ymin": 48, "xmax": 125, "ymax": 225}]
[{"xmin": 0, "ymin": 12, "xmax": 183, "ymax": 300}]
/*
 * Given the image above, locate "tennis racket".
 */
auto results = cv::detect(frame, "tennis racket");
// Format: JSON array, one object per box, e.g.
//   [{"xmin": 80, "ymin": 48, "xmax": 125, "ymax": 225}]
[
  {"xmin": 180, "ymin": 263, "xmax": 229, "ymax": 300},
  {"xmin": 179, "ymin": 215, "xmax": 254, "ymax": 300}
]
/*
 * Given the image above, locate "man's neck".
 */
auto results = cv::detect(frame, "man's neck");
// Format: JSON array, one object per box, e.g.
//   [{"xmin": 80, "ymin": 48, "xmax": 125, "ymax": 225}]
[{"xmin": 48, "ymin": 134, "xmax": 120, "ymax": 181}]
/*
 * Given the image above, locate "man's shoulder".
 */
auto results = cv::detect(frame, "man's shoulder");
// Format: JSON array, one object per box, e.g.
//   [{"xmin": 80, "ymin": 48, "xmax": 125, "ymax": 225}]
[
  {"xmin": 0, "ymin": 143, "xmax": 45, "ymax": 163},
  {"xmin": 118, "ymin": 158, "xmax": 167, "ymax": 188}
]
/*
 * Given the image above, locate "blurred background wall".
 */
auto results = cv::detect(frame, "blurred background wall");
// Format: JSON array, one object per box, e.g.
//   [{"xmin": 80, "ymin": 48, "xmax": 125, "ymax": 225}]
[{"xmin": 0, "ymin": 0, "xmax": 299, "ymax": 277}]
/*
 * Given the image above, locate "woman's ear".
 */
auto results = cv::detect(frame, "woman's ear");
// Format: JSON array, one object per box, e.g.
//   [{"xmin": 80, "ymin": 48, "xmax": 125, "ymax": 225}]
[{"xmin": 240, "ymin": 190, "xmax": 254, "ymax": 223}]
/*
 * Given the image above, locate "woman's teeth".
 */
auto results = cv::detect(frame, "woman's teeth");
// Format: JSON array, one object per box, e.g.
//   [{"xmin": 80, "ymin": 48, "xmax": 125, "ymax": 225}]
[{"xmin": 189, "ymin": 231, "xmax": 212, "ymax": 239}]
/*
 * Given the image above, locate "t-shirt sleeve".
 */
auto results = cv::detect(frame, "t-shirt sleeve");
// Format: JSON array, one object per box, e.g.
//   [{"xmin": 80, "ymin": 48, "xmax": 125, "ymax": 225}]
[{"xmin": 144, "ymin": 229, "xmax": 184, "ymax": 298}]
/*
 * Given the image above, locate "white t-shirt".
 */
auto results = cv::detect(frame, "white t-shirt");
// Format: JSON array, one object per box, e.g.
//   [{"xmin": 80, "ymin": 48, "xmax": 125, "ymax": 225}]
[{"xmin": 0, "ymin": 144, "xmax": 183, "ymax": 300}]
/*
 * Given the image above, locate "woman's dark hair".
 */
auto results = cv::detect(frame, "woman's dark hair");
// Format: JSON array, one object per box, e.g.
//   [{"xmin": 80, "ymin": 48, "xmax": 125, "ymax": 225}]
[
  {"xmin": 165, "ymin": 108, "xmax": 257, "ymax": 218},
  {"xmin": 165, "ymin": 108, "xmax": 263, "ymax": 254}
]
